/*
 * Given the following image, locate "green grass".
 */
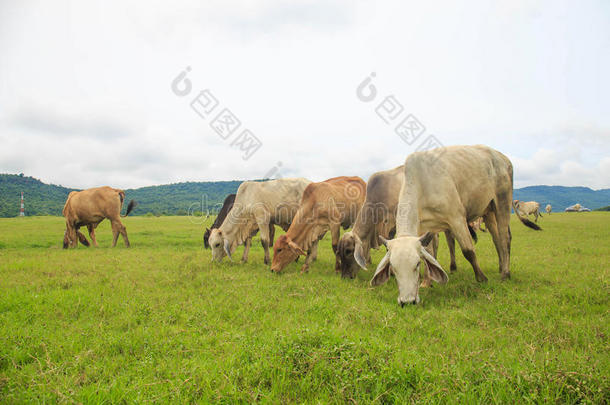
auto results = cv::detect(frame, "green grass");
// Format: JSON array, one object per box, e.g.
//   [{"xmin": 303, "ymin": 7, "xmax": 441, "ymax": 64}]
[{"xmin": 0, "ymin": 213, "xmax": 608, "ymax": 403}]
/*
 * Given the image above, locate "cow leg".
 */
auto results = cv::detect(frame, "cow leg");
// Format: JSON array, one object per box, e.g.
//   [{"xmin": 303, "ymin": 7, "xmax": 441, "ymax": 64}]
[
  {"xmin": 269, "ymin": 223, "xmax": 276, "ymax": 247},
  {"xmin": 445, "ymin": 231, "xmax": 457, "ymax": 272},
  {"xmin": 330, "ymin": 223, "xmax": 341, "ymax": 273},
  {"xmin": 301, "ymin": 246, "xmax": 317, "ymax": 273},
  {"xmin": 451, "ymin": 221, "xmax": 487, "ymax": 282},
  {"xmin": 241, "ymin": 237, "xmax": 252, "ymax": 263},
  {"xmin": 310, "ymin": 239, "xmax": 319, "ymax": 262},
  {"xmin": 257, "ymin": 221, "xmax": 272, "ymax": 265},
  {"xmin": 486, "ymin": 199, "xmax": 512, "ymax": 279},
  {"xmin": 87, "ymin": 224, "xmax": 99, "ymax": 247},
  {"xmin": 111, "ymin": 220, "xmax": 130, "ymax": 247}
]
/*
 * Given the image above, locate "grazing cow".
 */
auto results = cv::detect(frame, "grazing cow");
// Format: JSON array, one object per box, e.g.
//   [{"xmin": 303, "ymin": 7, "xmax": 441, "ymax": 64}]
[
  {"xmin": 338, "ymin": 166, "xmax": 477, "ymax": 280},
  {"xmin": 337, "ymin": 166, "xmax": 403, "ymax": 279},
  {"xmin": 203, "ymin": 194, "xmax": 263, "ymax": 262},
  {"xmin": 370, "ymin": 145, "xmax": 542, "ymax": 306},
  {"xmin": 62, "ymin": 186, "xmax": 137, "ymax": 248},
  {"xmin": 271, "ymin": 176, "xmax": 366, "ymax": 273},
  {"xmin": 565, "ymin": 203, "xmax": 582, "ymax": 212},
  {"xmin": 208, "ymin": 178, "xmax": 311, "ymax": 264},
  {"xmin": 513, "ymin": 200, "xmax": 543, "ymax": 222},
  {"xmin": 545, "ymin": 204, "xmax": 552, "ymax": 215}
]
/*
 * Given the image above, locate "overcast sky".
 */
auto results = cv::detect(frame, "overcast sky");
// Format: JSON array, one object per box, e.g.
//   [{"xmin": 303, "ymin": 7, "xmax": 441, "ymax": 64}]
[{"xmin": 1, "ymin": 0, "xmax": 609, "ymax": 189}]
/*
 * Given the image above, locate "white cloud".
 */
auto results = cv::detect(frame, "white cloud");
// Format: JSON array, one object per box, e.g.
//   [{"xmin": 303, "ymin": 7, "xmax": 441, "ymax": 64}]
[{"xmin": 0, "ymin": 0, "xmax": 609, "ymax": 189}]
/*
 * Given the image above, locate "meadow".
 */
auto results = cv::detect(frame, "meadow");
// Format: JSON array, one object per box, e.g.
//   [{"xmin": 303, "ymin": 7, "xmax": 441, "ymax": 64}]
[{"xmin": 0, "ymin": 213, "xmax": 608, "ymax": 403}]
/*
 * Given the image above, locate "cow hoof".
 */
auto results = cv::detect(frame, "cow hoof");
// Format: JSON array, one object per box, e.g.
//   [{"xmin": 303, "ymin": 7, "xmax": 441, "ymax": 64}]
[
  {"xmin": 450, "ymin": 263, "xmax": 457, "ymax": 272},
  {"xmin": 300, "ymin": 265, "xmax": 309, "ymax": 273},
  {"xmin": 501, "ymin": 272, "xmax": 511, "ymax": 280},
  {"xmin": 476, "ymin": 273, "xmax": 488, "ymax": 282}
]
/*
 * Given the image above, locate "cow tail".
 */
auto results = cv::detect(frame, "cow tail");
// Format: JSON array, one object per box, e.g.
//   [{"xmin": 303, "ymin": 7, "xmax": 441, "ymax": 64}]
[
  {"xmin": 123, "ymin": 200, "xmax": 138, "ymax": 217},
  {"xmin": 517, "ymin": 214, "xmax": 542, "ymax": 231}
]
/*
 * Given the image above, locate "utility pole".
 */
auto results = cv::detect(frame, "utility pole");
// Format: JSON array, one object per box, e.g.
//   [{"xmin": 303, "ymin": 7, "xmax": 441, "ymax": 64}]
[{"xmin": 20, "ymin": 192, "xmax": 25, "ymax": 217}]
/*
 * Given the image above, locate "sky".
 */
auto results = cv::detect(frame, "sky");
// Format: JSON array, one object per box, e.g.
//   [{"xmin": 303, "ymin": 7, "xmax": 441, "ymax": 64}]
[{"xmin": 1, "ymin": 0, "xmax": 609, "ymax": 189}]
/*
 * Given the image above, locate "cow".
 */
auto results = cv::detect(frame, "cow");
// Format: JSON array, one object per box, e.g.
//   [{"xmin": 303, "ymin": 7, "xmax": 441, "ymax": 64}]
[
  {"xmin": 208, "ymin": 178, "xmax": 311, "ymax": 264},
  {"xmin": 338, "ymin": 166, "xmax": 481, "ymax": 280},
  {"xmin": 513, "ymin": 200, "xmax": 543, "ymax": 222},
  {"xmin": 336, "ymin": 166, "xmax": 403, "ymax": 279},
  {"xmin": 62, "ymin": 186, "xmax": 137, "ymax": 248},
  {"xmin": 369, "ymin": 145, "xmax": 542, "ymax": 306},
  {"xmin": 565, "ymin": 203, "xmax": 582, "ymax": 212},
  {"xmin": 203, "ymin": 193, "xmax": 263, "ymax": 262},
  {"xmin": 271, "ymin": 176, "xmax": 366, "ymax": 273},
  {"xmin": 545, "ymin": 204, "xmax": 552, "ymax": 215}
]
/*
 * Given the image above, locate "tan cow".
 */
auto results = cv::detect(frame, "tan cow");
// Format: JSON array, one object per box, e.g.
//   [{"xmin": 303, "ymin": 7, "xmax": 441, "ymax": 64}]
[
  {"xmin": 62, "ymin": 186, "xmax": 137, "ymax": 248},
  {"xmin": 545, "ymin": 204, "xmax": 552, "ymax": 214},
  {"xmin": 208, "ymin": 178, "xmax": 311, "ymax": 264},
  {"xmin": 513, "ymin": 200, "xmax": 543, "ymax": 222},
  {"xmin": 370, "ymin": 145, "xmax": 542, "ymax": 306},
  {"xmin": 271, "ymin": 176, "xmax": 366, "ymax": 273}
]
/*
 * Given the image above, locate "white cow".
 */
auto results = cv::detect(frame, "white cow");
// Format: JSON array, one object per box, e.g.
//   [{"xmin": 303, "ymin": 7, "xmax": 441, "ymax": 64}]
[
  {"xmin": 370, "ymin": 145, "xmax": 542, "ymax": 306},
  {"xmin": 545, "ymin": 204, "xmax": 552, "ymax": 215},
  {"xmin": 209, "ymin": 178, "xmax": 311, "ymax": 264},
  {"xmin": 513, "ymin": 200, "xmax": 543, "ymax": 222}
]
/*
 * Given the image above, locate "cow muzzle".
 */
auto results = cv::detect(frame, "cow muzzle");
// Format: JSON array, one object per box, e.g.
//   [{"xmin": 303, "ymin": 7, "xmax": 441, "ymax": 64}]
[{"xmin": 398, "ymin": 296, "xmax": 420, "ymax": 307}]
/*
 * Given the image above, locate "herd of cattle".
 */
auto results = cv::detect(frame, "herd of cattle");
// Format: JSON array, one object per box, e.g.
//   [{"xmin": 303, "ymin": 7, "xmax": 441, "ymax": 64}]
[{"xmin": 63, "ymin": 144, "xmax": 553, "ymax": 306}]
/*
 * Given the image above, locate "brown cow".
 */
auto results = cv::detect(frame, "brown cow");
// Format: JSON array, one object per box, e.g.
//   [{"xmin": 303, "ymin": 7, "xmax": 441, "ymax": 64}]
[
  {"xmin": 271, "ymin": 176, "xmax": 366, "ymax": 273},
  {"xmin": 62, "ymin": 186, "xmax": 137, "ymax": 248}
]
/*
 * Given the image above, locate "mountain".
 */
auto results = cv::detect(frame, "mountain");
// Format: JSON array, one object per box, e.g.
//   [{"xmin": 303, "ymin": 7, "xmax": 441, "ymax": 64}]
[
  {"xmin": 1, "ymin": 173, "xmax": 609, "ymax": 217},
  {"xmin": 513, "ymin": 185, "xmax": 610, "ymax": 212},
  {"xmin": 0, "ymin": 174, "xmax": 242, "ymax": 217}
]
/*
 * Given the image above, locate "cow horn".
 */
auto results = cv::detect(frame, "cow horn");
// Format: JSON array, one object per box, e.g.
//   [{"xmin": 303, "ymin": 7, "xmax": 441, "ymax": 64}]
[
  {"xmin": 379, "ymin": 235, "xmax": 389, "ymax": 249},
  {"xmin": 223, "ymin": 238, "xmax": 233, "ymax": 261}
]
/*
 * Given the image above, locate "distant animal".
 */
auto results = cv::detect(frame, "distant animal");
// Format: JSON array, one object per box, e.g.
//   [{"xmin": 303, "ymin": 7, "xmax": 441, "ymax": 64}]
[
  {"xmin": 208, "ymin": 178, "xmax": 311, "ymax": 264},
  {"xmin": 513, "ymin": 200, "xmax": 543, "ymax": 222},
  {"xmin": 271, "ymin": 176, "xmax": 366, "ymax": 273},
  {"xmin": 370, "ymin": 145, "xmax": 542, "ymax": 306},
  {"xmin": 62, "ymin": 186, "xmax": 137, "ymax": 248},
  {"xmin": 545, "ymin": 204, "xmax": 552, "ymax": 215},
  {"xmin": 565, "ymin": 203, "xmax": 584, "ymax": 212},
  {"xmin": 203, "ymin": 193, "xmax": 262, "ymax": 262}
]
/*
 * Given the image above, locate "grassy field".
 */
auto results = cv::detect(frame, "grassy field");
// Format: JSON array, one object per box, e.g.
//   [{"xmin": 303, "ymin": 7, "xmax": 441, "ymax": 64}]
[{"xmin": 0, "ymin": 213, "xmax": 608, "ymax": 403}]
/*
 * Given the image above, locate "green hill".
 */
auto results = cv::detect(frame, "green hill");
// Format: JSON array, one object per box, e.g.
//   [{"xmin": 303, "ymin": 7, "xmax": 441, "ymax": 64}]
[
  {"xmin": 1, "ymin": 173, "xmax": 609, "ymax": 217},
  {"xmin": 513, "ymin": 185, "xmax": 610, "ymax": 212},
  {"xmin": 0, "ymin": 174, "xmax": 242, "ymax": 217}
]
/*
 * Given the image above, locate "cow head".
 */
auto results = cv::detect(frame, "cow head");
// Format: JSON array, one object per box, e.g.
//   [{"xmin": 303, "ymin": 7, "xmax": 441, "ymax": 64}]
[
  {"xmin": 271, "ymin": 234, "xmax": 304, "ymax": 273},
  {"xmin": 203, "ymin": 227, "xmax": 211, "ymax": 249},
  {"xmin": 63, "ymin": 224, "xmax": 77, "ymax": 248},
  {"xmin": 371, "ymin": 232, "xmax": 448, "ymax": 306},
  {"xmin": 209, "ymin": 229, "xmax": 233, "ymax": 262},
  {"xmin": 337, "ymin": 232, "xmax": 367, "ymax": 279}
]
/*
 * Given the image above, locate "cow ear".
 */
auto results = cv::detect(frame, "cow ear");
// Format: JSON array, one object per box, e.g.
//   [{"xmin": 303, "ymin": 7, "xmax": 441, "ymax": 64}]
[
  {"xmin": 223, "ymin": 238, "xmax": 233, "ymax": 261},
  {"xmin": 419, "ymin": 246, "xmax": 448, "ymax": 284},
  {"xmin": 288, "ymin": 240, "xmax": 305, "ymax": 256},
  {"xmin": 354, "ymin": 239, "xmax": 367, "ymax": 270},
  {"xmin": 371, "ymin": 251, "xmax": 391, "ymax": 286}
]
